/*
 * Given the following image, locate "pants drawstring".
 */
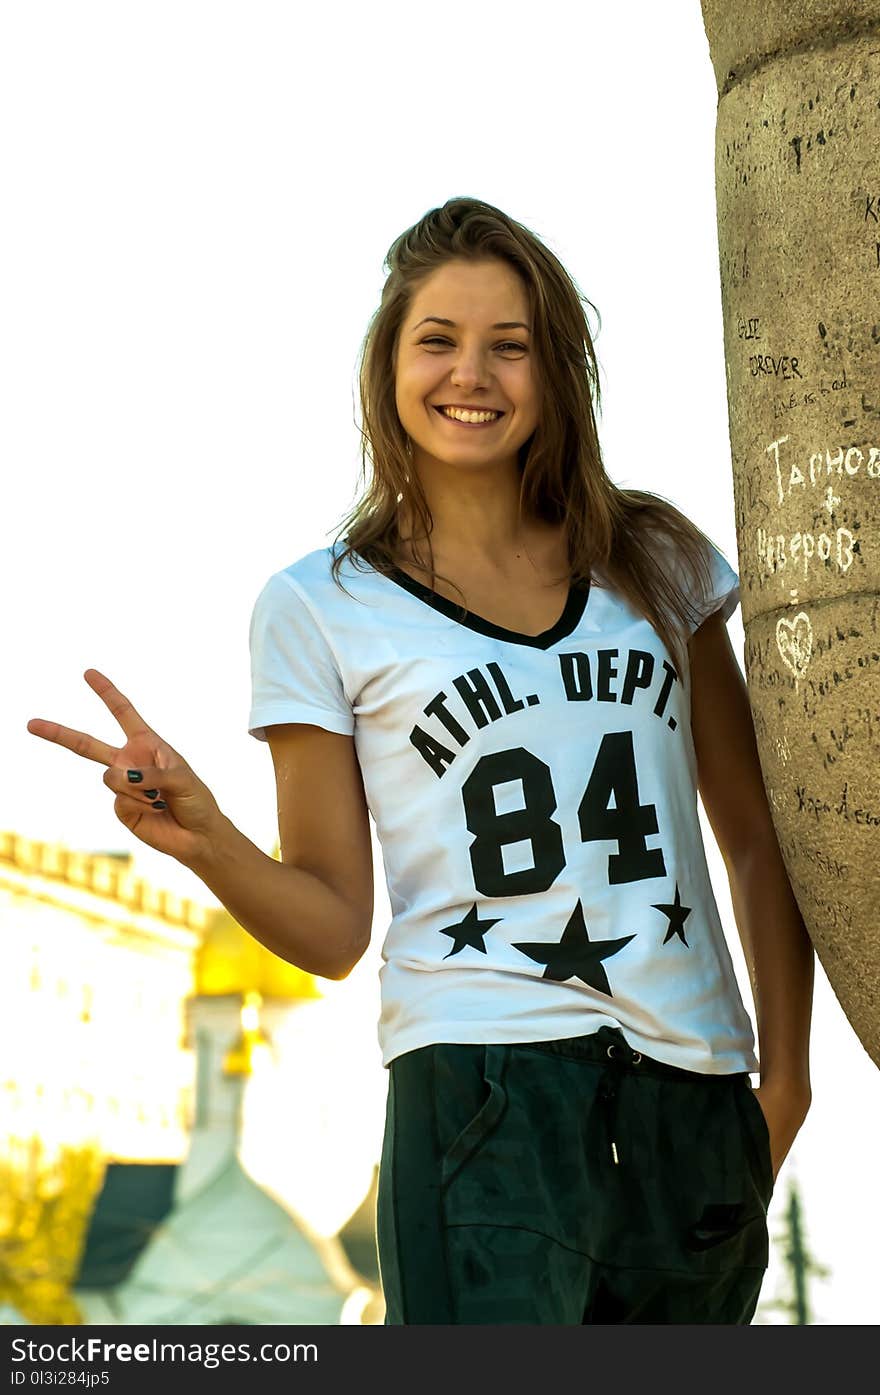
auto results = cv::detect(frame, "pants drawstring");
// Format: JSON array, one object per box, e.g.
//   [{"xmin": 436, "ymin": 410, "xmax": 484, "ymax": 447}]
[
  {"xmin": 598, "ymin": 1072, "xmax": 620, "ymax": 1165},
  {"xmin": 598, "ymin": 1040, "xmax": 643, "ymax": 1166}
]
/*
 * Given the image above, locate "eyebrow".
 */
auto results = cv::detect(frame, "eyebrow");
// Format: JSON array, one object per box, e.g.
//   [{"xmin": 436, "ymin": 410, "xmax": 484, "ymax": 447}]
[{"xmin": 412, "ymin": 316, "xmax": 531, "ymax": 332}]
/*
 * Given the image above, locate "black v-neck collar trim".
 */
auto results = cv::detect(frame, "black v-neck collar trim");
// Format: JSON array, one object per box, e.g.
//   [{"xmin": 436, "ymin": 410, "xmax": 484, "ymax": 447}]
[{"xmin": 357, "ymin": 554, "xmax": 591, "ymax": 650}]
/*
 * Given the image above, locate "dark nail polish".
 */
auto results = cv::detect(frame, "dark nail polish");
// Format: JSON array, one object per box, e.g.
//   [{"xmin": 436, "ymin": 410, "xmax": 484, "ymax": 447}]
[
  {"xmin": 151, "ymin": 800, "xmax": 167, "ymax": 810},
  {"xmin": 127, "ymin": 770, "xmax": 143, "ymax": 783},
  {"xmin": 143, "ymin": 789, "xmax": 159, "ymax": 799}
]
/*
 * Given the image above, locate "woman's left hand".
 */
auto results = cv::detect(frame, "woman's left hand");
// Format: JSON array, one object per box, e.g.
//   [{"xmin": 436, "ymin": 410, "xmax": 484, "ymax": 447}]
[{"xmin": 752, "ymin": 1079, "xmax": 811, "ymax": 1182}]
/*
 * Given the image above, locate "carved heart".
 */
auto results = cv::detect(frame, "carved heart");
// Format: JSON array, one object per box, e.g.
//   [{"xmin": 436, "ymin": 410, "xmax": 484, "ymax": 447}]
[{"xmin": 776, "ymin": 611, "xmax": 813, "ymax": 680}]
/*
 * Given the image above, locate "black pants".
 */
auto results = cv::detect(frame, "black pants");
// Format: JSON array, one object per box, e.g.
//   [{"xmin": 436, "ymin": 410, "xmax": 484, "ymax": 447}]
[{"xmin": 377, "ymin": 1025, "xmax": 774, "ymax": 1324}]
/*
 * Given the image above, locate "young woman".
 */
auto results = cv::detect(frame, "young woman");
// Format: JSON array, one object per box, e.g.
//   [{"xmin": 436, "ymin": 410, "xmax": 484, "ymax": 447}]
[{"xmin": 28, "ymin": 197, "xmax": 813, "ymax": 1325}]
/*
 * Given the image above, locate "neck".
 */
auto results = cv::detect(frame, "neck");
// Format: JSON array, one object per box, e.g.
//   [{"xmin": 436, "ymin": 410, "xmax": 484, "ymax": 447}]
[{"xmin": 399, "ymin": 463, "xmax": 551, "ymax": 568}]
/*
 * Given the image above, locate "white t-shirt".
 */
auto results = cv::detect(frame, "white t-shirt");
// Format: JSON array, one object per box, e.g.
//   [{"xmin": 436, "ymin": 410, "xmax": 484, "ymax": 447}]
[{"xmin": 247, "ymin": 535, "xmax": 758, "ymax": 1076}]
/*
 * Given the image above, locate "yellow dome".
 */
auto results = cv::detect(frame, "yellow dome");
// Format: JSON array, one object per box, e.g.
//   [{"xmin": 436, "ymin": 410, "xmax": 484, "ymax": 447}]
[{"xmin": 196, "ymin": 907, "xmax": 323, "ymax": 1001}]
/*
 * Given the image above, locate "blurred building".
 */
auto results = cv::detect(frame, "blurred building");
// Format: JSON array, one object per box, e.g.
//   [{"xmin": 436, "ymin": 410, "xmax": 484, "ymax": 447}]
[
  {"xmin": 0, "ymin": 830, "xmax": 384, "ymax": 1325},
  {"xmin": 0, "ymin": 831, "xmax": 200, "ymax": 1164}
]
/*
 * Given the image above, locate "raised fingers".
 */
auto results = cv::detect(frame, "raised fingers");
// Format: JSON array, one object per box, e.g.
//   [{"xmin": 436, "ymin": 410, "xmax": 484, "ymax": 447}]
[
  {"xmin": 83, "ymin": 669, "xmax": 154, "ymax": 742},
  {"xmin": 26, "ymin": 716, "xmax": 118, "ymax": 767}
]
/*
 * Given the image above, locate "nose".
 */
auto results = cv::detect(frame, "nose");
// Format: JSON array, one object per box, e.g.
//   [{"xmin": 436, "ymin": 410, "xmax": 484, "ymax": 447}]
[{"xmin": 449, "ymin": 351, "xmax": 493, "ymax": 390}]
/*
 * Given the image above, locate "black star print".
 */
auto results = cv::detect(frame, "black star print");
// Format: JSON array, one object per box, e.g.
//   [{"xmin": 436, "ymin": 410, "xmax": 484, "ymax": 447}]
[
  {"xmin": 512, "ymin": 900, "xmax": 635, "ymax": 995},
  {"xmin": 439, "ymin": 903, "xmax": 504, "ymax": 959},
  {"xmin": 652, "ymin": 881, "xmax": 694, "ymax": 947}
]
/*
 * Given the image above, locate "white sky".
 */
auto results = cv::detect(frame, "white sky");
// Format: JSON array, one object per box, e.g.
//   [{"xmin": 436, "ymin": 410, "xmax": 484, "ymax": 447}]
[{"xmin": 3, "ymin": 0, "xmax": 878, "ymax": 1325}]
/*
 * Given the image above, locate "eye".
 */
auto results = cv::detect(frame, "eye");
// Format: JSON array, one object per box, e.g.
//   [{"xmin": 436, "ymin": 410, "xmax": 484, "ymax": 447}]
[{"xmin": 420, "ymin": 337, "xmax": 527, "ymax": 353}]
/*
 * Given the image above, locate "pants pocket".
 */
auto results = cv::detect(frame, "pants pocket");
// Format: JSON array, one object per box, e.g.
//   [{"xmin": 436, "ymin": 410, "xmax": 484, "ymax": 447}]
[
  {"xmin": 735, "ymin": 1082, "xmax": 775, "ymax": 1206},
  {"xmin": 434, "ymin": 1043, "xmax": 510, "ymax": 1193}
]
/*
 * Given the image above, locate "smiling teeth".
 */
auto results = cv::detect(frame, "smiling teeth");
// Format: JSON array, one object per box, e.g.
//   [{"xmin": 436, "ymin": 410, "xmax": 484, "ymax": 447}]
[{"xmin": 441, "ymin": 407, "xmax": 500, "ymax": 423}]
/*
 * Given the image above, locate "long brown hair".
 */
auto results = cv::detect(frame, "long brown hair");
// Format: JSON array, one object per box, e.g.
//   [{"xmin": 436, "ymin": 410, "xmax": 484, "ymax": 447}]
[{"xmin": 330, "ymin": 196, "xmax": 722, "ymax": 678}]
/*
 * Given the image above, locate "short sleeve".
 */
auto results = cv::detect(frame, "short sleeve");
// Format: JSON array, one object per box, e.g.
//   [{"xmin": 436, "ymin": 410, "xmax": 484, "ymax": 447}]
[
  {"xmin": 247, "ymin": 570, "xmax": 355, "ymax": 742},
  {"xmin": 693, "ymin": 539, "xmax": 740, "ymax": 634},
  {"xmin": 650, "ymin": 527, "xmax": 741, "ymax": 639}
]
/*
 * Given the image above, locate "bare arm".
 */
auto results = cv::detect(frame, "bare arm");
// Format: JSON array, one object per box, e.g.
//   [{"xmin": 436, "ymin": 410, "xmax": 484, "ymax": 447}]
[
  {"xmin": 688, "ymin": 612, "xmax": 814, "ymax": 1091},
  {"xmin": 688, "ymin": 612, "xmax": 814, "ymax": 1179},
  {"xmin": 187, "ymin": 720, "xmax": 374, "ymax": 979},
  {"xmin": 185, "ymin": 814, "xmax": 369, "ymax": 980}
]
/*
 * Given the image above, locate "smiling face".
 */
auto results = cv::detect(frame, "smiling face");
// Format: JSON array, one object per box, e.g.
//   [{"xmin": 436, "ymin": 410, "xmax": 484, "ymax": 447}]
[{"xmin": 394, "ymin": 257, "xmax": 541, "ymax": 482}]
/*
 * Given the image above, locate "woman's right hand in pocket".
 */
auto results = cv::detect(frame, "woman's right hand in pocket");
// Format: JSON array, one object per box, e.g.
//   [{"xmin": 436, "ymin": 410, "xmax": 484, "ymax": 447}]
[{"xmin": 27, "ymin": 668, "xmax": 225, "ymax": 868}]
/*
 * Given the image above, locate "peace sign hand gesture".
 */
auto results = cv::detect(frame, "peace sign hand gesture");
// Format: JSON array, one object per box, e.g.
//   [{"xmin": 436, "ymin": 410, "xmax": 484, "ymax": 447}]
[{"xmin": 27, "ymin": 668, "xmax": 224, "ymax": 868}]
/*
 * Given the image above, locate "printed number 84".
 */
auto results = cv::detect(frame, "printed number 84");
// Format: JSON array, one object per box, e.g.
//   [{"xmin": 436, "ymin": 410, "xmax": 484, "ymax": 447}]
[{"xmin": 461, "ymin": 730, "xmax": 666, "ymax": 897}]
